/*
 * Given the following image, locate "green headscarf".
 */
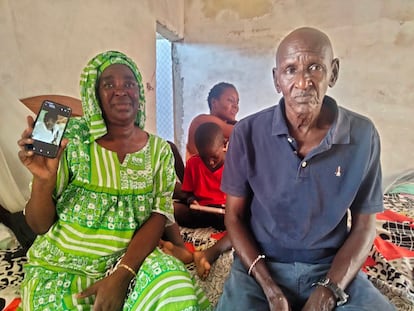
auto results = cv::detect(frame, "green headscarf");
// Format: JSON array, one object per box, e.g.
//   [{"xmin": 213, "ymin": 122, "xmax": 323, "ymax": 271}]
[{"xmin": 79, "ymin": 50, "xmax": 146, "ymax": 141}]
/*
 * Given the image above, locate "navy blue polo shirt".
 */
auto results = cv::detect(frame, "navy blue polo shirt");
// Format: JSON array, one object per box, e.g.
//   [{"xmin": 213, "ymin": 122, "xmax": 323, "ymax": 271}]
[{"xmin": 221, "ymin": 96, "xmax": 383, "ymax": 263}]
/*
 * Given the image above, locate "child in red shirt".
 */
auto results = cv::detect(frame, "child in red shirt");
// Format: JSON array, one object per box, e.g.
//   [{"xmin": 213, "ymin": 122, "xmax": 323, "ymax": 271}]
[
  {"xmin": 177, "ymin": 123, "xmax": 227, "ymax": 228},
  {"xmin": 161, "ymin": 122, "xmax": 231, "ymax": 279}
]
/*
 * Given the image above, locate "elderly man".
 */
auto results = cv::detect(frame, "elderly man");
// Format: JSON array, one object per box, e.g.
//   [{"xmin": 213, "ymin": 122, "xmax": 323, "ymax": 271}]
[{"xmin": 216, "ymin": 27, "xmax": 395, "ymax": 311}]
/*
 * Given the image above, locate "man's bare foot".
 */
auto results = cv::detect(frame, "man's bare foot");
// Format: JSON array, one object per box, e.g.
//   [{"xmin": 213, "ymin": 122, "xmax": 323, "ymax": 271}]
[
  {"xmin": 193, "ymin": 251, "xmax": 211, "ymax": 280},
  {"xmin": 159, "ymin": 240, "xmax": 193, "ymax": 264}
]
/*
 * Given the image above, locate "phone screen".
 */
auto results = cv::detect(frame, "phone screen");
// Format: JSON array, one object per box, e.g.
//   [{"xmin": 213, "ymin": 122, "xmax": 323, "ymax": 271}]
[{"xmin": 27, "ymin": 100, "xmax": 72, "ymax": 158}]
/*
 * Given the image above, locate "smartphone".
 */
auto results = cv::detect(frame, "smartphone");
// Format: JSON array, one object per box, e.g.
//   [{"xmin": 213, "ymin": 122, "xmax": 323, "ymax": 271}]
[{"xmin": 26, "ymin": 100, "xmax": 72, "ymax": 158}]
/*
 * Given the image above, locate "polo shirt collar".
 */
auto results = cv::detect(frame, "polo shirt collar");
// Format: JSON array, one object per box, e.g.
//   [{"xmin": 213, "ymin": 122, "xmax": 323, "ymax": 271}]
[
  {"xmin": 271, "ymin": 99, "xmax": 289, "ymax": 136},
  {"xmin": 271, "ymin": 96, "xmax": 351, "ymax": 145}
]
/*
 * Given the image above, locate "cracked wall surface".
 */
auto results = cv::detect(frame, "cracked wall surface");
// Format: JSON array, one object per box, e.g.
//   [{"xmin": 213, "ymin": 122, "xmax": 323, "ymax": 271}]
[
  {"xmin": 174, "ymin": 0, "xmax": 414, "ymax": 184},
  {"xmin": 0, "ymin": 0, "xmax": 184, "ymax": 134},
  {"xmin": 1, "ymin": 0, "xmax": 412, "ymax": 184}
]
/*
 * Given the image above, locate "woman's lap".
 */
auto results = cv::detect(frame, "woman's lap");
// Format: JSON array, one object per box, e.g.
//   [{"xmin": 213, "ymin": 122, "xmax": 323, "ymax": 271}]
[
  {"xmin": 124, "ymin": 248, "xmax": 210, "ymax": 310},
  {"xmin": 20, "ymin": 248, "xmax": 211, "ymax": 310}
]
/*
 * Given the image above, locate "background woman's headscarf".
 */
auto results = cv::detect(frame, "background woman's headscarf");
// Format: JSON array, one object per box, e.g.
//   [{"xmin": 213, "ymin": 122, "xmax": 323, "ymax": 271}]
[{"xmin": 79, "ymin": 51, "xmax": 146, "ymax": 141}]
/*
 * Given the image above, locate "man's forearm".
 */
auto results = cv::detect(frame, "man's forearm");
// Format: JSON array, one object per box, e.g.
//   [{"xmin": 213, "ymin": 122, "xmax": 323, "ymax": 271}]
[{"xmin": 326, "ymin": 213, "xmax": 376, "ymax": 290}]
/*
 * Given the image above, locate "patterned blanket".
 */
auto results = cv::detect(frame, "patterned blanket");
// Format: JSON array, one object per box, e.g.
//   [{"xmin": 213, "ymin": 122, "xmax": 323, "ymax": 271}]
[
  {"xmin": 182, "ymin": 193, "xmax": 414, "ymax": 309},
  {"xmin": 364, "ymin": 193, "xmax": 414, "ymax": 310},
  {"xmin": 1, "ymin": 194, "xmax": 413, "ymax": 310}
]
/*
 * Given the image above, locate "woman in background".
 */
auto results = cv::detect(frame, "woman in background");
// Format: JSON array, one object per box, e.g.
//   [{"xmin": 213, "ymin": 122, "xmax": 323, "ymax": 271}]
[{"xmin": 186, "ymin": 82, "xmax": 239, "ymax": 160}]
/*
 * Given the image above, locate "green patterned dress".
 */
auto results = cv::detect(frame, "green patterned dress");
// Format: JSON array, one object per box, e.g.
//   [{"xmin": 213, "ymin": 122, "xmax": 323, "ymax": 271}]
[{"xmin": 19, "ymin": 117, "xmax": 210, "ymax": 310}]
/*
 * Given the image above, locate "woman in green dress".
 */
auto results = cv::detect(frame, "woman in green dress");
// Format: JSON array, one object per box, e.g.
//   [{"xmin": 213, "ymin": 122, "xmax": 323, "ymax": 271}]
[{"xmin": 17, "ymin": 51, "xmax": 210, "ymax": 311}]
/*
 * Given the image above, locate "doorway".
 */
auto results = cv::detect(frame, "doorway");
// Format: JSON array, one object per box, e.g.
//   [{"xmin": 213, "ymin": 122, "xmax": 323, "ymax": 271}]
[{"xmin": 156, "ymin": 33, "xmax": 174, "ymax": 142}]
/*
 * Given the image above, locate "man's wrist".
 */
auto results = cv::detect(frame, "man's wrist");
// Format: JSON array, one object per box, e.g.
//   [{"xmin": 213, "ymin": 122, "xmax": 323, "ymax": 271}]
[{"xmin": 312, "ymin": 277, "xmax": 349, "ymax": 306}]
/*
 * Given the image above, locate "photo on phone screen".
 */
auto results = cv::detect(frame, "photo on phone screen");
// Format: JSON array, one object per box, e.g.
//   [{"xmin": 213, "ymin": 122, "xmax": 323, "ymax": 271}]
[{"xmin": 27, "ymin": 100, "xmax": 72, "ymax": 158}]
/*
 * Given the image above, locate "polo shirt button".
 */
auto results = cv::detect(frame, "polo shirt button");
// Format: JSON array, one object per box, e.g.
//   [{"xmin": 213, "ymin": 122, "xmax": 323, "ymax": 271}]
[{"xmin": 301, "ymin": 161, "xmax": 307, "ymax": 168}]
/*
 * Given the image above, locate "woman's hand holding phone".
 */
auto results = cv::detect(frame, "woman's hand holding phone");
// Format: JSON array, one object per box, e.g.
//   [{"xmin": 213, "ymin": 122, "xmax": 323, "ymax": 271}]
[
  {"xmin": 17, "ymin": 114, "xmax": 68, "ymax": 234},
  {"xmin": 17, "ymin": 100, "xmax": 71, "ymax": 233},
  {"xmin": 18, "ymin": 115, "xmax": 68, "ymax": 182}
]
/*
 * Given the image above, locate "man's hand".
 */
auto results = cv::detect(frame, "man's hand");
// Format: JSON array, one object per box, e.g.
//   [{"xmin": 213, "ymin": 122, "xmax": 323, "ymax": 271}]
[
  {"xmin": 301, "ymin": 286, "xmax": 336, "ymax": 311},
  {"xmin": 262, "ymin": 283, "xmax": 292, "ymax": 311},
  {"xmin": 267, "ymin": 293, "xmax": 291, "ymax": 311}
]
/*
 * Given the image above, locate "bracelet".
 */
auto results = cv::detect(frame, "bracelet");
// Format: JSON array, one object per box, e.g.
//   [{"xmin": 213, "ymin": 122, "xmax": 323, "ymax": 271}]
[
  {"xmin": 117, "ymin": 263, "xmax": 137, "ymax": 277},
  {"xmin": 247, "ymin": 254, "xmax": 265, "ymax": 276}
]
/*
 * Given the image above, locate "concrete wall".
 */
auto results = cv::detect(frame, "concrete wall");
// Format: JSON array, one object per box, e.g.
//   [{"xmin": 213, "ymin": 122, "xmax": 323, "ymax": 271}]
[
  {"xmin": 155, "ymin": 0, "xmax": 184, "ymax": 40},
  {"xmin": 0, "ymin": 0, "xmax": 184, "ymax": 134},
  {"xmin": 1, "ymin": 0, "xmax": 412, "ymax": 184},
  {"xmin": 175, "ymin": 0, "xmax": 414, "ymax": 185}
]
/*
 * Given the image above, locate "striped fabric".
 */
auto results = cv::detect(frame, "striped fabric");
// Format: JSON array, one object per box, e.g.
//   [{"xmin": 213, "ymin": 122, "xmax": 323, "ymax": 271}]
[
  {"xmin": 21, "ymin": 250, "xmax": 210, "ymax": 311},
  {"xmin": 91, "ymin": 142, "xmax": 121, "ymax": 189},
  {"xmin": 20, "ymin": 125, "xmax": 210, "ymax": 310},
  {"xmin": 19, "ymin": 51, "xmax": 210, "ymax": 310}
]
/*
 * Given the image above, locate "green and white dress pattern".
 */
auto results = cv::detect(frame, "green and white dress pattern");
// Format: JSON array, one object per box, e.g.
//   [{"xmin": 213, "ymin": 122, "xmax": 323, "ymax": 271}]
[{"xmin": 19, "ymin": 117, "xmax": 210, "ymax": 310}]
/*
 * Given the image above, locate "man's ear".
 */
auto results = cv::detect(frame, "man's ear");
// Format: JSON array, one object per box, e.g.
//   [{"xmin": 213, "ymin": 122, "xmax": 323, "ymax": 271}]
[
  {"xmin": 272, "ymin": 67, "xmax": 281, "ymax": 93},
  {"xmin": 329, "ymin": 58, "xmax": 340, "ymax": 88}
]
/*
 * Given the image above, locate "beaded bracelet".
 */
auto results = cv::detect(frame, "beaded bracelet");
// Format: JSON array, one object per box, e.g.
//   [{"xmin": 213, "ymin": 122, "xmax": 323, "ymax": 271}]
[
  {"xmin": 247, "ymin": 254, "xmax": 266, "ymax": 276},
  {"xmin": 118, "ymin": 263, "xmax": 137, "ymax": 277}
]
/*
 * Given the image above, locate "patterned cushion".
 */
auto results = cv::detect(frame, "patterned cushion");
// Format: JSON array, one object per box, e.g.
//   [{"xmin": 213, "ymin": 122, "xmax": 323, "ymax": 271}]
[
  {"xmin": 0, "ymin": 246, "xmax": 26, "ymax": 307},
  {"xmin": 1, "ymin": 195, "xmax": 414, "ymax": 310}
]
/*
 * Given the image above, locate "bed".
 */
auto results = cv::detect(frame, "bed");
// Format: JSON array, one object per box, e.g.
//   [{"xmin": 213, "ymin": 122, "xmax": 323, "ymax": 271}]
[{"xmin": 1, "ymin": 96, "xmax": 413, "ymax": 310}]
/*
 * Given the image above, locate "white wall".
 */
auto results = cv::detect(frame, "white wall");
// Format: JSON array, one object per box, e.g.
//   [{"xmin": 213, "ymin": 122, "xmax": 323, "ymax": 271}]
[
  {"xmin": 1, "ymin": 0, "xmax": 413, "ymax": 184},
  {"xmin": 175, "ymin": 0, "xmax": 414, "ymax": 184},
  {"xmin": 0, "ymin": 0, "xmax": 173, "ymax": 134},
  {"xmin": 155, "ymin": 0, "xmax": 184, "ymax": 40}
]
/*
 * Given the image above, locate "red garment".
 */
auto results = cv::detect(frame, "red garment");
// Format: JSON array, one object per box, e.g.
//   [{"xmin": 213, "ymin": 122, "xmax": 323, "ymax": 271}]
[
  {"xmin": 3, "ymin": 298, "xmax": 21, "ymax": 311},
  {"xmin": 182, "ymin": 155, "xmax": 226, "ymax": 206}
]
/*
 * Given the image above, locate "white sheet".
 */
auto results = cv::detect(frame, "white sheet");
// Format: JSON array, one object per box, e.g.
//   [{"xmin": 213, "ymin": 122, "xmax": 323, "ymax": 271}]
[{"xmin": 0, "ymin": 86, "xmax": 34, "ymax": 212}]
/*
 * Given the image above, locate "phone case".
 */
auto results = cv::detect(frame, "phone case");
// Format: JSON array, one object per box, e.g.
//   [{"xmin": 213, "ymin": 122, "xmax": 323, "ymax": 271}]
[{"xmin": 26, "ymin": 100, "xmax": 72, "ymax": 158}]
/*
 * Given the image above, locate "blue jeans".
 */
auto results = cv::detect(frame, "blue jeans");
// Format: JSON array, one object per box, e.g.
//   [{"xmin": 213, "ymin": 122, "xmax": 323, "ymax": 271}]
[{"xmin": 216, "ymin": 255, "xmax": 396, "ymax": 311}]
